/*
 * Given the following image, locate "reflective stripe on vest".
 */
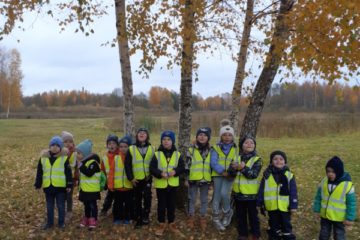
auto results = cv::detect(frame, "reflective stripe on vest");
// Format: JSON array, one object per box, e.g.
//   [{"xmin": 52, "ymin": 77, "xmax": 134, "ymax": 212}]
[
  {"xmin": 41, "ymin": 156, "xmax": 66, "ymax": 188},
  {"xmin": 68, "ymin": 152, "xmax": 77, "ymax": 177},
  {"xmin": 188, "ymin": 147, "xmax": 211, "ymax": 182},
  {"xmin": 320, "ymin": 177, "xmax": 352, "ymax": 222},
  {"xmin": 103, "ymin": 155, "xmax": 132, "ymax": 189},
  {"xmin": 129, "ymin": 145, "xmax": 154, "ymax": 180},
  {"xmin": 153, "ymin": 151, "xmax": 180, "ymax": 189},
  {"xmin": 211, "ymin": 145, "xmax": 238, "ymax": 177},
  {"xmin": 232, "ymin": 156, "xmax": 260, "ymax": 194},
  {"xmin": 80, "ymin": 160, "xmax": 101, "ymax": 192},
  {"xmin": 264, "ymin": 171, "xmax": 293, "ymax": 212}
]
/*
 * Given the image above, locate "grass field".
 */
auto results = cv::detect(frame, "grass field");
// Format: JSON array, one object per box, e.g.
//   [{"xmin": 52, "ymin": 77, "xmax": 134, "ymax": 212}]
[{"xmin": 0, "ymin": 118, "xmax": 359, "ymax": 239}]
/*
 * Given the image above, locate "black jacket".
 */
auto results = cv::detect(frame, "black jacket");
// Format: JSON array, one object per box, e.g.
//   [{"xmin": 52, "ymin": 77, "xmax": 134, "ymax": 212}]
[
  {"xmin": 125, "ymin": 142, "xmax": 153, "ymax": 182},
  {"xmin": 34, "ymin": 148, "xmax": 73, "ymax": 194},
  {"xmin": 78, "ymin": 153, "xmax": 101, "ymax": 202},
  {"xmin": 150, "ymin": 145, "xmax": 185, "ymax": 182}
]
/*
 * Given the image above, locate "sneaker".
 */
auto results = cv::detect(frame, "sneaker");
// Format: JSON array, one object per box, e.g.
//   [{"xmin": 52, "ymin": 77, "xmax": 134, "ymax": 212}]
[
  {"xmin": 58, "ymin": 224, "xmax": 66, "ymax": 229},
  {"xmin": 88, "ymin": 218, "xmax": 97, "ymax": 229},
  {"xmin": 134, "ymin": 220, "xmax": 143, "ymax": 229},
  {"xmin": 41, "ymin": 224, "xmax": 53, "ymax": 230},
  {"xmin": 80, "ymin": 217, "xmax": 88, "ymax": 227},
  {"xmin": 213, "ymin": 219, "xmax": 225, "ymax": 231},
  {"xmin": 221, "ymin": 209, "xmax": 233, "ymax": 227},
  {"xmin": 123, "ymin": 220, "xmax": 130, "ymax": 225},
  {"xmin": 142, "ymin": 217, "xmax": 150, "ymax": 225},
  {"xmin": 113, "ymin": 220, "xmax": 122, "ymax": 225}
]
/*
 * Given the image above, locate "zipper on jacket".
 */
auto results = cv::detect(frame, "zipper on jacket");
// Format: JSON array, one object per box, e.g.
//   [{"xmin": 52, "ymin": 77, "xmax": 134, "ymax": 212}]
[{"xmin": 324, "ymin": 183, "xmax": 340, "ymax": 218}]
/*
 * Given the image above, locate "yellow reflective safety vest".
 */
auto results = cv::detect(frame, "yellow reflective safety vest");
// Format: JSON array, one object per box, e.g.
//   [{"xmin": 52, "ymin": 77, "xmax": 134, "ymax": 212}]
[
  {"xmin": 129, "ymin": 145, "xmax": 154, "ymax": 180},
  {"xmin": 41, "ymin": 156, "xmax": 67, "ymax": 188},
  {"xmin": 212, "ymin": 145, "xmax": 238, "ymax": 177},
  {"xmin": 80, "ymin": 160, "xmax": 101, "ymax": 192},
  {"xmin": 264, "ymin": 171, "xmax": 293, "ymax": 212},
  {"xmin": 320, "ymin": 177, "xmax": 353, "ymax": 222},
  {"xmin": 188, "ymin": 147, "xmax": 211, "ymax": 182},
  {"xmin": 153, "ymin": 151, "xmax": 180, "ymax": 189},
  {"xmin": 233, "ymin": 156, "xmax": 261, "ymax": 194},
  {"xmin": 102, "ymin": 155, "xmax": 132, "ymax": 189},
  {"xmin": 68, "ymin": 152, "xmax": 77, "ymax": 178}
]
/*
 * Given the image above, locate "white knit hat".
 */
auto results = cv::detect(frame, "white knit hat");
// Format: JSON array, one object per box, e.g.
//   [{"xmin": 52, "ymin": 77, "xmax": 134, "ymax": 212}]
[
  {"xmin": 61, "ymin": 131, "xmax": 74, "ymax": 142},
  {"xmin": 219, "ymin": 125, "xmax": 235, "ymax": 137}
]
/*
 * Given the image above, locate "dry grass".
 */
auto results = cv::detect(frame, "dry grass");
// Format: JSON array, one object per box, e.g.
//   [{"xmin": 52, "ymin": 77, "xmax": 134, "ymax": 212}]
[{"xmin": 0, "ymin": 118, "xmax": 359, "ymax": 239}]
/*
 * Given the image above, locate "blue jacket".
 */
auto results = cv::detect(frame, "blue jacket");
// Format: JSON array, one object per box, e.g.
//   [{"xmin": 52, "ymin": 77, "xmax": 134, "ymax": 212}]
[
  {"xmin": 257, "ymin": 168, "xmax": 298, "ymax": 210},
  {"xmin": 313, "ymin": 172, "xmax": 357, "ymax": 221},
  {"xmin": 210, "ymin": 142, "xmax": 236, "ymax": 175}
]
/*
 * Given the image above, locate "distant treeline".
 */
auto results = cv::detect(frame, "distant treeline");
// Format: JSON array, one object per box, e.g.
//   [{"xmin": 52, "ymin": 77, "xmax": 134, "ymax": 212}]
[{"xmin": 19, "ymin": 82, "xmax": 360, "ymax": 112}]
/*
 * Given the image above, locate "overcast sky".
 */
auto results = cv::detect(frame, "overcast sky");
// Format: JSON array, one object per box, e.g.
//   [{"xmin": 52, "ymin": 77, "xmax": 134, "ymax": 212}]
[{"xmin": 1, "ymin": 8, "xmax": 247, "ymax": 98}]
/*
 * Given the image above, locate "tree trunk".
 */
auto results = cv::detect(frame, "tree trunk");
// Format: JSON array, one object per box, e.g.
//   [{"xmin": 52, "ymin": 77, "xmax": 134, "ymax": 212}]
[
  {"xmin": 6, "ymin": 82, "xmax": 11, "ymax": 119},
  {"xmin": 240, "ymin": 0, "xmax": 294, "ymax": 140},
  {"xmin": 177, "ymin": 0, "xmax": 195, "ymax": 210},
  {"xmin": 115, "ymin": 0, "xmax": 135, "ymax": 137},
  {"xmin": 229, "ymin": 0, "xmax": 254, "ymax": 135}
]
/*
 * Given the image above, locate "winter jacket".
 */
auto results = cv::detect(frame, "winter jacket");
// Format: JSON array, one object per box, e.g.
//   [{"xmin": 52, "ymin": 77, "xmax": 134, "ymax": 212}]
[
  {"xmin": 210, "ymin": 142, "xmax": 237, "ymax": 175},
  {"xmin": 257, "ymin": 166, "xmax": 298, "ymax": 210},
  {"xmin": 34, "ymin": 148, "xmax": 73, "ymax": 194},
  {"xmin": 149, "ymin": 145, "xmax": 185, "ymax": 186},
  {"xmin": 78, "ymin": 153, "xmax": 101, "ymax": 202},
  {"xmin": 313, "ymin": 172, "xmax": 357, "ymax": 221},
  {"xmin": 228, "ymin": 151, "xmax": 262, "ymax": 201}
]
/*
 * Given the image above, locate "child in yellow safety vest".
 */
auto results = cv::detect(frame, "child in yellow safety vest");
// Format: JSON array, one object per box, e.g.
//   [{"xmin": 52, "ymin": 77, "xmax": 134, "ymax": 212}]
[
  {"xmin": 76, "ymin": 139, "xmax": 101, "ymax": 229},
  {"xmin": 228, "ymin": 136, "xmax": 262, "ymax": 240},
  {"xmin": 313, "ymin": 156, "xmax": 357, "ymax": 240},
  {"xmin": 257, "ymin": 151, "xmax": 298, "ymax": 240},
  {"xmin": 34, "ymin": 136, "xmax": 73, "ymax": 230},
  {"xmin": 150, "ymin": 130, "xmax": 185, "ymax": 237},
  {"xmin": 61, "ymin": 131, "xmax": 78, "ymax": 221},
  {"xmin": 185, "ymin": 127, "xmax": 212, "ymax": 232}
]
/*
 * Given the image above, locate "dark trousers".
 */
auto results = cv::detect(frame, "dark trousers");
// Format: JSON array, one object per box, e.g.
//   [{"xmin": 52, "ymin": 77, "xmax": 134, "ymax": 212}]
[
  {"xmin": 45, "ymin": 192, "xmax": 66, "ymax": 226},
  {"xmin": 113, "ymin": 190, "xmax": 132, "ymax": 221},
  {"xmin": 101, "ymin": 190, "xmax": 115, "ymax": 213},
  {"xmin": 83, "ymin": 200, "xmax": 98, "ymax": 220},
  {"xmin": 134, "ymin": 179, "xmax": 152, "ymax": 222},
  {"xmin": 268, "ymin": 210, "xmax": 295, "ymax": 240},
  {"xmin": 319, "ymin": 218, "xmax": 345, "ymax": 240},
  {"xmin": 156, "ymin": 187, "xmax": 177, "ymax": 223},
  {"xmin": 235, "ymin": 200, "xmax": 260, "ymax": 237},
  {"xmin": 66, "ymin": 187, "xmax": 74, "ymax": 212}
]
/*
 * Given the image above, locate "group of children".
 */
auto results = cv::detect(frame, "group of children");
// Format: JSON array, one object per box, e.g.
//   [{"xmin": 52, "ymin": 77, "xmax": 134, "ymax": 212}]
[{"xmin": 34, "ymin": 121, "xmax": 357, "ymax": 240}]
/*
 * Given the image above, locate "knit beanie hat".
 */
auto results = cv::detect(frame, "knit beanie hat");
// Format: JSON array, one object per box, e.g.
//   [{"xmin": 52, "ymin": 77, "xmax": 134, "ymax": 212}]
[
  {"xmin": 196, "ymin": 127, "xmax": 211, "ymax": 140},
  {"xmin": 219, "ymin": 119, "xmax": 235, "ymax": 137},
  {"xmin": 326, "ymin": 156, "xmax": 344, "ymax": 180},
  {"xmin": 161, "ymin": 130, "xmax": 175, "ymax": 144},
  {"xmin": 61, "ymin": 131, "xmax": 74, "ymax": 142},
  {"xmin": 106, "ymin": 134, "xmax": 119, "ymax": 146},
  {"xmin": 49, "ymin": 136, "xmax": 64, "ymax": 149},
  {"xmin": 119, "ymin": 135, "xmax": 132, "ymax": 146},
  {"xmin": 76, "ymin": 139, "xmax": 93, "ymax": 158},
  {"xmin": 239, "ymin": 135, "xmax": 257, "ymax": 151},
  {"xmin": 270, "ymin": 150, "xmax": 287, "ymax": 164}
]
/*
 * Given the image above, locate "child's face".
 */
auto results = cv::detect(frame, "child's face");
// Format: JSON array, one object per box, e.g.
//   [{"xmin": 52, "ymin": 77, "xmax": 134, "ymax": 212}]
[
  {"xmin": 196, "ymin": 133, "xmax": 209, "ymax": 145},
  {"xmin": 107, "ymin": 141, "xmax": 118, "ymax": 153},
  {"xmin": 272, "ymin": 155, "xmax": 286, "ymax": 169},
  {"xmin": 63, "ymin": 139, "xmax": 74, "ymax": 149},
  {"xmin": 326, "ymin": 168, "xmax": 336, "ymax": 181},
  {"xmin": 119, "ymin": 143, "xmax": 129, "ymax": 154},
  {"xmin": 76, "ymin": 150, "xmax": 84, "ymax": 161},
  {"xmin": 242, "ymin": 139, "xmax": 255, "ymax": 153},
  {"xmin": 137, "ymin": 131, "xmax": 148, "ymax": 143},
  {"xmin": 50, "ymin": 145, "xmax": 61, "ymax": 154},
  {"xmin": 221, "ymin": 133, "xmax": 233, "ymax": 144},
  {"xmin": 162, "ymin": 137, "xmax": 173, "ymax": 149}
]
